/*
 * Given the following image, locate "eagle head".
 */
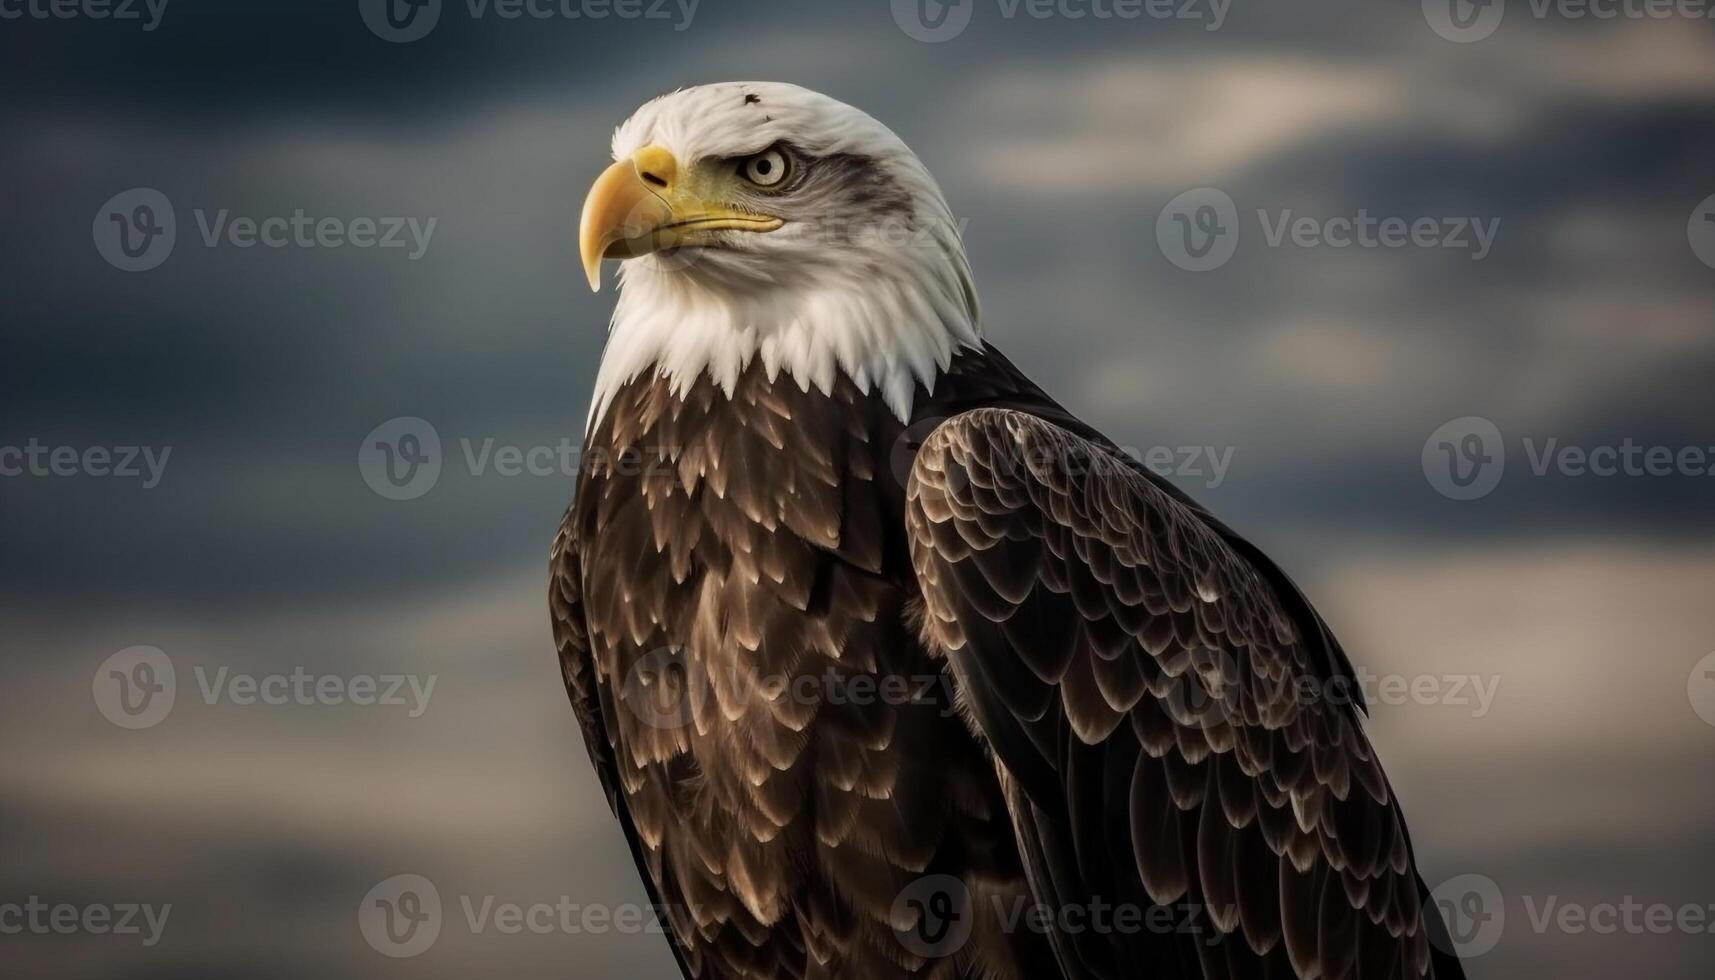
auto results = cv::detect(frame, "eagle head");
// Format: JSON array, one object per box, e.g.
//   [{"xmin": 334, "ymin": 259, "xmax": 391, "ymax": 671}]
[{"xmin": 578, "ymin": 83, "xmax": 980, "ymax": 426}]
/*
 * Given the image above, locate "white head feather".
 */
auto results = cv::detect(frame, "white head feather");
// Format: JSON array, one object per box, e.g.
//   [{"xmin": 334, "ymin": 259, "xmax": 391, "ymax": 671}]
[{"xmin": 587, "ymin": 82, "xmax": 980, "ymax": 430}]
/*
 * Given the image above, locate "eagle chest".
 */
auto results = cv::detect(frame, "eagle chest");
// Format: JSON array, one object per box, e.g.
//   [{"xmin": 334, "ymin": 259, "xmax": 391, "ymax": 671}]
[{"xmin": 574, "ymin": 375, "xmax": 982, "ymax": 924}]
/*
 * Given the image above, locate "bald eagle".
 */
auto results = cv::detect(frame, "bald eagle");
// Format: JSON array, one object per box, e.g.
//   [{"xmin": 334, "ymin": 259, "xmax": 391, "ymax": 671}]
[{"xmin": 552, "ymin": 82, "xmax": 1465, "ymax": 980}]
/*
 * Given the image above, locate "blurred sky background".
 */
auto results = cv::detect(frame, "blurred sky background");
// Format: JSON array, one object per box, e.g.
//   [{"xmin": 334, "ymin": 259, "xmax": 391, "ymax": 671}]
[{"xmin": 3, "ymin": 0, "xmax": 1715, "ymax": 977}]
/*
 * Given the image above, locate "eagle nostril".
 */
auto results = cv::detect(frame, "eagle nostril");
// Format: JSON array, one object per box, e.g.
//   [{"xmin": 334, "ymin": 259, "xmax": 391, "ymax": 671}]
[{"xmin": 641, "ymin": 171, "xmax": 668, "ymax": 189}]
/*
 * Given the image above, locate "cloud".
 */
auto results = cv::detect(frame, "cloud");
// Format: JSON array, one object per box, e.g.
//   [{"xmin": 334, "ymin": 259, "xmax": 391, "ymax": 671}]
[
  {"xmin": 1320, "ymin": 538, "xmax": 1715, "ymax": 859},
  {"xmin": 960, "ymin": 21, "xmax": 1715, "ymax": 195},
  {"xmin": 962, "ymin": 58, "xmax": 1409, "ymax": 191}
]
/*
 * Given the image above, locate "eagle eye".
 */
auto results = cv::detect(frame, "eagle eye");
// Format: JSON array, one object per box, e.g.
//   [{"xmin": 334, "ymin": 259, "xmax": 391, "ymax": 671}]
[{"xmin": 740, "ymin": 147, "xmax": 793, "ymax": 189}]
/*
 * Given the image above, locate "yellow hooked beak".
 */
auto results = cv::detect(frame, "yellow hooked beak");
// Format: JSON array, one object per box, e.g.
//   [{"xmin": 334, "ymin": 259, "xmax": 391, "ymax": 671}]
[{"xmin": 578, "ymin": 145, "xmax": 785, "ymax": 292}]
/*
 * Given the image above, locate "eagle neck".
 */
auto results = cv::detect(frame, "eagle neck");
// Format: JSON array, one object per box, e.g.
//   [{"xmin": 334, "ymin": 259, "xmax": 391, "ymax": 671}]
[{"xmin": 585, "ymin": 254, "xmax": 980, "ymax": 434}]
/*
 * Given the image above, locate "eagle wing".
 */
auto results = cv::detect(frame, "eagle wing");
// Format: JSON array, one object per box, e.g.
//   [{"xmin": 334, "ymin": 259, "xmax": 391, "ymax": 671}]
[{"xmin": 904, "ymin": 408, "xmax": 1463, "ymax": 980}]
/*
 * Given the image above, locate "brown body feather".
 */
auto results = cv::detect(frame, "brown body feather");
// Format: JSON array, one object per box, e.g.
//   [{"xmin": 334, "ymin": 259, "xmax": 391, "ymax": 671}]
[{"xmin": 552, "ymin": 345, "xmax": 1465, "ymax": 980}]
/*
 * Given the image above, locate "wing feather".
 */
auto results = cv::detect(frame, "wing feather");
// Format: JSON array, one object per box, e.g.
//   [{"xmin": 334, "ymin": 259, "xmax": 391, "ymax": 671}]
[{"xmin": 906, "ymin": 408, "xmax": 1465, "ymax": 980}]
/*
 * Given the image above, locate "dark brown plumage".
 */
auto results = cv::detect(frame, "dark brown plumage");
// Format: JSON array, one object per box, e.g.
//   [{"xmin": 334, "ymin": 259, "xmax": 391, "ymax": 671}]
[{"xmin": 552, "ymin": 344, "xmax": 1466, "ymax": 980}]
